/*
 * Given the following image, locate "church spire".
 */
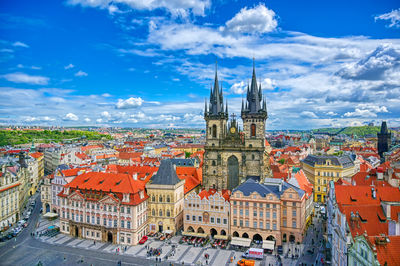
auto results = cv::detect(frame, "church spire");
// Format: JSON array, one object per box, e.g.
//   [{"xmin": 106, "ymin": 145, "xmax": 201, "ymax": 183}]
[
  {"xmin": 246, "ymin": 58, "xmax": 262, "ymax": 113},
  {"xmin": 206, "ymin": 60, "xmax": 227, "ymax": 118}
]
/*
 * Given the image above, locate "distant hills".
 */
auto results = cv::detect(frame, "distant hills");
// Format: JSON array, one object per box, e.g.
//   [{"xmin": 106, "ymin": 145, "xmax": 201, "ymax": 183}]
[{"xmin": 312, "ymin": 126, "xmax": 385, "ymax": 137}]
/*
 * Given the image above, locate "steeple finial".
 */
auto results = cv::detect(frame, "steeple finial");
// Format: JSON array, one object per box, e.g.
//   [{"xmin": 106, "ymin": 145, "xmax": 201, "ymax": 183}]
[{"xmin": 225, "ymin": 100, "xmax": 228, "ymax": 114}]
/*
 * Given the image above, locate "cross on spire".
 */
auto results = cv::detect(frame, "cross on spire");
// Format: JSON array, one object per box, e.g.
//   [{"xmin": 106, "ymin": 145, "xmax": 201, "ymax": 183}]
[{"xmin": 230, "ymin": 113, "xmax": 236, "ymax": 120}]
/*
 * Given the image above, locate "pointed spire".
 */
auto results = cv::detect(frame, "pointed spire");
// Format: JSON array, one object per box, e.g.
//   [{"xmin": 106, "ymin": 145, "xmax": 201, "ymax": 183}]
[
  {"xmin": 204, "ymin": 98, "xmax": 208, "ymax": 115},
  {"xmin": 241, "ymin": 98, "xmax": 244, "ymax": 113},
  {"xmin": 225, "ymin": 100, "xmax": 228, "ymax": 114},
  {"xmin": 246, "ymin": 59, "xmax": 262, "ymax": 113}
]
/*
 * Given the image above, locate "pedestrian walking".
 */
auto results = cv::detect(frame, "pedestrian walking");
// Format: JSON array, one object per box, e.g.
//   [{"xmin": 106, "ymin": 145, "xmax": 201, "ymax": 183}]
[{"xmin": 94, "ymin": 240, "xmax": 96, "ymax": 246}]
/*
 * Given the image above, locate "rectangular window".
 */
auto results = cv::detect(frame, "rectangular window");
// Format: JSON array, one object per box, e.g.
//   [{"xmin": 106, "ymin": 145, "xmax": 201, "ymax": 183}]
[
  {"xmin": 239, "ymin": 201, "xmax": 243, "ymax": 206},
  {"xmin": 259, "ymin": 211, "xmax": 263, "ymax": 218},
  {"xmin": 121, "ymin": 206, "xmax": 124, "ymax": 213},
  {"xmin": 223, "ymin": 218, "xmax": 227, "ymax": 225},
  {"xmin": 233, "ymin": 209, "xmax": 237, "ymax": 215},
  {"xmin": 114, "ymin": 206, "xmax": 117, "ymax": 212},
  {"xmin": 186, "ymin": 215, "xmax": 190, "ymax": 221},
  {"xmin": 97, "ymin": 217, "xmax": 100, "ymax": 225},
  {"xmin": 292, "ymin": 210, "xmax": 297, "ymax": 217},
  {"xmin": 266, "ymin": 212, "xmax": 270, "ymax": 218},
  {"xmin": 121, "ymin": 220, "xmax": 124, "ymax": 228},
  {"xmin": 211, "ymin": 217, "xmax": 214, "ymax": 223},
  {"xmin": 245, "ymin": 220, "xmax": 249, "ymax": 227},
  {"xmin": 273, "ymin": 204, "xmax": 276, "ymax": 209},
  {"xmin": 246, "ymin": 202, "xmax": 249, "ymax": 206},
  {"xmin": 127, "ymin": 221, "xmax": 131, "ymax": 229},
  {"xmin": 283, "ymin": 209, "xmax": 287, "ymax": 216},
  {"xmin": 234, "ymin": 219, "xmax": 237, "ymax": 226},
  {"xmin": 266, "ymin": 222, "xmax": 270, "ymax": 229},
  {"xmin": 293, "ymin": 202, "xmax": 296, "ymax": 207},
  {"xmin": 104, "ymin": 218, "xmax": 107, "ymax": 226},
  {"xmin": 259, "ymin": 221, "xmax": 263, "ymax": 229},
  {"xmin": 114, "ymin": 220, "xmax": 117, "ymax": 228},
  {"xmin": 266, "ymin": 204, "xmax": 270, "ymax": 208},
  {"xmin": 240, "ymin": 220, "xmax": 243, "ymax": 227},
  {"xmin": 273, "ymin": 212, "xmax": 277, "ymax": 219},
  {"xmin": 127, "ymin": 207, "xmax": 131, "ymax": 214},
  {"xmin": 192, "ymin": 216, "xmax": 196, "ymax": 221},
  {"xmin": 199, "ymin": 216, "xmax": 202, "ymax": 222},
  {"xmin": 253, "ymin": 221, "xmax": 257, "ymax": 228},
  {"xmin": 109, "ymin": 206, "xmax": 112, "ymax": 212},
  {"xmin": 273, "ymin": 223, "xmax": 277, "ymax": 230},
  {"xmin": 283, "ymin": 220, "xmax": 287, "ymax": 227},
  {"xmin": 245, "ymin": 209, "xmax": 249, "ymax": 216},
  {"xmin": 253, "ymin": 211, "xmax": 257, "ymax": 217},
  {"xmin": 240, "ymin": 209, "xmax": 243, "ymax": 215},
  {"xmin": 86, "ymin": 216, "xmax": 90, "ymax": 223},
  {"xmin": 91, "ymin": 216, "xmax": 95, "ymax": 224},
  {"xmin": 292, "ymin": 220, "xmax": 297, "ymax": 228},
  {"xmin": 217, "ymin": 218, "xmax": 221, "ymax": 224},
  {"xmin": 233, "ymin": 201, "xmax": 236, "ymax": 205}
]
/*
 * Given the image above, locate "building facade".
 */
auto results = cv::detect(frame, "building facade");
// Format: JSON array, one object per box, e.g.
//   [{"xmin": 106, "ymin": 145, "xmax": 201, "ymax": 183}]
[
  {"xmin": 302, "ymin": 155, "xmax": 355, "ymax": 202},
  {"xmin": 203, "ymin": 63, "xmax": 268, "ymax": 190},
  {"xmin": 0, "ymin": 165, "xmax": 21, "ymax": 231},
  {"xmin": 58, "ymin": 172, "xmax": 148, "ymax": 245},
  {"xmin": 184, "ymin": 189, "xmax": 230, "ymax": 237},
  {"xmin": 146, "ymin": 159, "xmax": 185, "ymax": 234},
  {"xmin": 377, "ymin": 121, "xmax": 391, "ymax": 160},
  {"xmin": 41, "ymin": 174, "xmax": 53, "ymax": 214},
  {"xmin": 230, "ymin": 178, "xmax": 306, "ymax": 245}
]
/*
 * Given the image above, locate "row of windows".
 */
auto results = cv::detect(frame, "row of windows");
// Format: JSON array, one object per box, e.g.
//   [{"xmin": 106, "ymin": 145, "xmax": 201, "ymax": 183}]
[
  {"xmin": 186, "ymin": 215, "xmax": 228, "ymax": 225},
  {"xmin": 64, "ymin": 199, "xmax": 134, "ymax": 214},
  {"xmin": 233, "ymin": 209, "xmax": 279, "ymax": 219},
  {"xmin": 187, "ymin": 203, "xmax": 225, "ymax": 210},
  {"xmin": 233, "ymin": 201, "xmax": 295, "ymax": 208},
  {"xmin": 318, "ymin": 172, "xmax": 340, "ymax": 177},
  {"xmin": 62, "ymin": 212, "xmax": 133, "ymax": 229},
  {"xmin": 151, "ymin": 209, "xmax": 172, "ymax": 217},
  {"xmin": 233, "ymin": 219, "xmax": 278, "ymax": 230},
  {"xmin": 151, "ymin": 195, "xmax": 172, "ymax": 203}
]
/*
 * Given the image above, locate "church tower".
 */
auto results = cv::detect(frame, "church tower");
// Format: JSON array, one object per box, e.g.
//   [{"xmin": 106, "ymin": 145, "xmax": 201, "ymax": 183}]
[
  {"xmin": 203, "ymin": 60, "xmax": 268, "ymax": 191},
  {"xmin": 204, "ymin": 63, "xmax": 228, "ymax": 146},
  {"xmin": 377, "ymin": 121, "xmax": 391, "ymax": 161}
]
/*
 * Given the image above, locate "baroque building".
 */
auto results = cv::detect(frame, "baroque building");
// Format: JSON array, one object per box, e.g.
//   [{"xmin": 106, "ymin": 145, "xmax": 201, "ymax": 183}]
[{"xmin": 203, "ymin": 62, "xmax": 268, "ymax": 190}]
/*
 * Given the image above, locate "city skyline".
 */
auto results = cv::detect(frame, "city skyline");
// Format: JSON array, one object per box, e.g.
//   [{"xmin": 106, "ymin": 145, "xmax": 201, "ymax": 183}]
[{"xmin": 1, "ymin": 0, "xmax": 400, "ymax": 129}]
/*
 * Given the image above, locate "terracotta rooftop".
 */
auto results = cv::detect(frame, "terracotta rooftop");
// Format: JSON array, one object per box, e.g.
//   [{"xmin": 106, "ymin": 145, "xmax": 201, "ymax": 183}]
[{"xmin": 368, "ymin": 235, "xmax": 400, "ymax": 266}]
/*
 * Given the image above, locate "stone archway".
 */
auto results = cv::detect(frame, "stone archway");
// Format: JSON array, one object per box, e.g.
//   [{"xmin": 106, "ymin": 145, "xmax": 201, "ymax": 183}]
[
  {"xmin": 210, "ymin": 228, "xmax": 217, "ymax": 237},
  {"xmin": 45, "ymin": 203, "xmax": 50, "ymax": 213},
  {"xmin": 187, "ymin": 226, "xmax": 194, "ymax": 232},
  {"xmin": 242, "ymin": 232, "xmax": 249, "ymax": 238},
  {"xmin": 253, "ymin": 234, "xmax": 262, "ymax": 242},
  {"xmin": 289, "ymin": 235, "xmax": 295, "ymax": 243},
  {"xmin": 221, "ymin": 229, "xmax": 227, "ymax": 236},
  {"xmin": 197, "ymin": 227, "xmax": 205, "ymax": 234},
  {"xmin": 228, "ymin": 155, "xmax": 239, "ymax": 190},
  {"xmin": 283, "ymin": 233, "xmax": 287, "ymax": 242},
  {"xmin": 267, "ymin": 235, "xmax": 275, "ymax": 241},
  {"xmin": 233, "ymin": 231, "xmax": 239, "ymax": 237},
  {"xmin": 107, "ymin": 232, "xmax": 113, "ymax": 242}
]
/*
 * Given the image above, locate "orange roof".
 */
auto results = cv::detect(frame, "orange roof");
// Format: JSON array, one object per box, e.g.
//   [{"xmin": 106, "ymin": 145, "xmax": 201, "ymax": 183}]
[
  {"xmin": 0, "ymin": 182, "xmax": 21, "ymax": 193},
  {"xmin": 96, "ymin": 153, "xmax": 117, "ymax": 160},
  {"xmin": 176, "ymin": 167, "xmax": 202, "ymax": 194},
  {"xmin": 335, "ymin": 185, "xmax": 400, "ymax": 206},
  {"xmin": 61, "ymin": 168, "xmax": 91, "ymax": 177},
  {"xmin": 59, "ymin": 172, "xmax": 148, "ymax": 206},
  {"xmin": 340, "ymin": 205, "xmax": 388, "ymax": 237},
  {"xmin": 368, "ymin": 235, "xmax": 400, "ymax": 266},
  {"xmin": 293, "ymin": 170, "xmax": 313, "ymax": 197},
  {"xmin": 198, "ymin": 189, "xmax": 230, "ymax": 201},
  {"xmin": 351, "ymin": 172, "xmax": 390, "ymax": 187},
  {"xmin": 81, "ymin": 145, "xmax": 103, "ymax": 152},
  {"xmin": 106, "ymin": 164, "xmax": 158, "ymax": 183},
  {"xmin": 391, "ymin": 206, "xmax": 400, "ymax": 221},
  {"xmin": 118, "ymin": 152, "xmax": 142, "ymax": 160},
  {"xmin": 30, "ymin": 152, "xmax": 43, "ymax": 159},
  {"xmin": 75, "ymin": 152, "xmax": 90, "ymax": 160}
]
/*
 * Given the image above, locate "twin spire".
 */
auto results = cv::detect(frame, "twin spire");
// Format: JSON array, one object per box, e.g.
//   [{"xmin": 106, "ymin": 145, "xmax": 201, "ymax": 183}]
[{"xmin": 205, "ymin": 59, "xmax": 267, "ymax": 119}]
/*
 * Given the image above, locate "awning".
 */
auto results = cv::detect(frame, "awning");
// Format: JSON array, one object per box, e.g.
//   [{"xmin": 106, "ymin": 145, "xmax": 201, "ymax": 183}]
[
  {"xmin": 43, "ymin": 212, "xmax": 58, "ymax": 218},
  {"xmin": 230, "ymin": 237, "xmax": 251, "ymax": 247},
  {"xmin": 262, "ymin": 240, "xmax": 275, "ymax": 250},
  {"xmin": 182, "ymin": 231, "xmax": 208, "ymax": 238},
  {"xmin": 214, "ymin": 235, "xmax": 229, "ymax": 240},
  {"xmin": 163, "ymin": 230, "xmax": 173, "ymax": 234}
]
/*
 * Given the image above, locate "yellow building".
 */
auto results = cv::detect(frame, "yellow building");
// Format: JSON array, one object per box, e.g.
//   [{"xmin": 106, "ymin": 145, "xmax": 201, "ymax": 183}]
[
  {"xmin": 146, "ymin": 159, "xmax": 185, "ymax": 234},
  {"xmin": 301, "ymin": 155, "xmax": 355, "ymax": 203},
  {"xmin": 0, "ymin": 165, "xmax": 21, "ymax": 231}
]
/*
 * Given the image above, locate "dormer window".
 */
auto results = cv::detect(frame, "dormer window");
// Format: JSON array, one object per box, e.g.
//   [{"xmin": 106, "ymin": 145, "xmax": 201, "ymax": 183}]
[
  {"xmin": 140, "ymin": 191, "xmax": 144, "ymax": 199},
  {"xmin": 65, "ymin": 187, "xmax": 70, "ymax": 195},
  {"xmin": 122, "ymin": 193, "xmax": 130, "ymax": 202}
]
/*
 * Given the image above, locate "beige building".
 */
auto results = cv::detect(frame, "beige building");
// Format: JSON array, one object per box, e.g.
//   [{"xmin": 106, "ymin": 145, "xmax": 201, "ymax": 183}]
[
  {"xmin": 183, "ymin": 189, "xmax": 230, "ymax": 237},
  {"xmin": 0, "ymin": 165, "xmax": 21, "ymax": 231},
  {"xmin": 41, "ymin": 174, "xmax": 53, "ymax": 214},
  {"xmin": 230, "ymin": 178, "xmax": 307, "ymax": 245},
  {"xmin": 146, "ymin": 159, "xmax": 185, "ymax": 234},
  {"xmin": 302, "ymin": 155, "xmax": 355, "ymax": 202},
  {"xmin": 58, "ymin": 172, "xmax": 148, "ymax": 245}
]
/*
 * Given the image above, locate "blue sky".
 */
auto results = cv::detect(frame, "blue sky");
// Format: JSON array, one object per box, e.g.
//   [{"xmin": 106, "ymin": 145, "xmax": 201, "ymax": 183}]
[{"xmin": 0, "ymin": 0, "xmax": 399, "ymax": 129}]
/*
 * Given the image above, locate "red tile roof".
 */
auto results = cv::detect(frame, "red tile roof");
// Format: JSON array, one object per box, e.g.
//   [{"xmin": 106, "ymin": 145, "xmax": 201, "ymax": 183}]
[
  {"xmin": 198, "ymin": 189, "xmax": 230, "ymax": 201},
  {"xmin": 293, "ymin": 170, "xmax": 313, "ymax": 198},
  {"xmin": 0, "ymin": 182, "xmax": 21, "ymax": 193},
  {"xmin": 81, "ymin": 145, "xmax": 103, "ymax": 152},
  {"xmin": 176, "ymin": 167, "xmax": 202, "ymax": 194},
  {"xmin": 368, "ymin": 235, "xmax": 400, "ymax": 266},
  {"xmin": 30, "ymin": 152, "xmax": 43, "ymax": 159},
  {"xmin": 75, "ymin": 152, "xmax": 90, "ymax": 160}
]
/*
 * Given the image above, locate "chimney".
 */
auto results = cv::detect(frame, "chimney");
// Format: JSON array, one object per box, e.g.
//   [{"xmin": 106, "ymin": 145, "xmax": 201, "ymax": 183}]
[{"xmin": 132, "ymin": 173, "xmax": 137, "ymax": 180}]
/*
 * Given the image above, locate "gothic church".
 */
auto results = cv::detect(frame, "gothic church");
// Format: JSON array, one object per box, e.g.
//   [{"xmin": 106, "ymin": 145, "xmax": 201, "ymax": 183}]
[{"xmin": 203, "ymin": 62, "xmax": 268, "ymax": 190}]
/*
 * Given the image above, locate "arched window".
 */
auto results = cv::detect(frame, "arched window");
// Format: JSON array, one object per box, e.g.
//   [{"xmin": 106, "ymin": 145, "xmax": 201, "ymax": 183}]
[
  {"xmin": 159, "ymin": 210, "xmax": 163, "ymax": 216},
  {"xmin": 152, "ymin": 209, "xmax": 155, "ymax": 216},
  {"xmin": 167, "ymin": 210, "xmax": 171, "ymax": 217},
  {"xmin": 152, "ymin": 195, "xmax": 155, "ymax": 202},
  {"xmin": 252, "ymin": 154, "xmax": 255, "ymax": 160},
  {"xmin": 167, "ymin": 196, "xmax": 171, "ymax": 202},
  {"xmin": 212, "ymin": 125, "xmax": 217, "ymax": 138},
  {"xmin": 212, "ymin": 160, "xmax": 216, "ymax": 166},
  {"xmin": 251, "ymin": 124, "xmax": 256, "ymax": 137},
  {"xmin": 159, "ymin": 195, "xmax": 163, "ymax": 202}
]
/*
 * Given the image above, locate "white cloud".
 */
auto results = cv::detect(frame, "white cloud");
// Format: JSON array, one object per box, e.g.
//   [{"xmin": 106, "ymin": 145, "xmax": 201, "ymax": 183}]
[
  {"xmin": 300, "ymin": 111, "xmax": 318, "ymax": 118},
  {"xmin": 261, "ymin": 78, "xmax": 276, "ymax": 90},
  {"xmin": 96, "ymin": 118, "xmax": 103, "ymax": 123},
  {"xmin": 23, "ymin": 116, "xmax": 55, "ymax": 122},
  {"xmin": 1, "ymin": 72, "xmax": 49, "ymax": 85},
  {"xmin": 67, "ymin": 0, "xmax": 210, "ymax": 17},
  {"xmin": 343, "ymin": 104, "xmax": 388, "ymax": 118},
  {"xmin": 116, "ymin": 97, "xmax": 144, "ymax": 109},
  {"xmin": 75, "ymin": 70, "xmax": 88, "ymax": 77},
  {"xmin": 101, "ymin": 111, "xmax": 111, "ymax": 118},
  {"xmin": 64, "ymin": 63, "xmax": 74, "ymax": 69},
  {"xmin": 230, "ymin": 81, "xmax": 246, "ymax": 94},
  {"xmin": 84, "ymin": 117, "xmax": 91, "ymax": 122},
  {"xmin": 224, "ymin": 4, "xmax": 277, "ymax": 34},
  {"xmin": 12, "ymin": 41, "xmax": 29, "ymax": 48},
  {"xmin": 102, "ymin": 93, "xmax": 112, "ymax": 97},
  {"xmin": 63, "ymin": 113, "xmax": 79, "ymax": 121},
  {"xmin": 326, "ymin": 111, "xmax": 338, "ymax": 116},
  {"xmin": 375, "ymin": 9, "xmax": 400, "ymax": 28}
]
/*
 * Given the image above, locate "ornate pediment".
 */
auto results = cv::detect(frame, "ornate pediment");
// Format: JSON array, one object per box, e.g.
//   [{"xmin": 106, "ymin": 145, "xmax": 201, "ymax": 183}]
[{"xmin": 99, "ymin": 193, "xmax": 119, "ymax": 204}]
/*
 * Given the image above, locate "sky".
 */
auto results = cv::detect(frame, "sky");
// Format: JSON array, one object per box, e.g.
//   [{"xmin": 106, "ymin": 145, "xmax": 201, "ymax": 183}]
[{"xmin": 0, "ymin": 0, "xmax": 400, "ymax": 129}]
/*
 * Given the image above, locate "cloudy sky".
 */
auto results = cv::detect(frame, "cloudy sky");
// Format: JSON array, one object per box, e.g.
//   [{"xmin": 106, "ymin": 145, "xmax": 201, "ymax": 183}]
[{"xmin": 0, "ymin": 0, "xmax": 399, "ymax": 129}]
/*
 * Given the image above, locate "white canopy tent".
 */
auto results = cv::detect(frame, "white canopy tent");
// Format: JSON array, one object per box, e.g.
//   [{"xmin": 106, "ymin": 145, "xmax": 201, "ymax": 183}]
[{"xmin": 230, "ymin": 237, "xmax": 251, "ymax": 247}]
